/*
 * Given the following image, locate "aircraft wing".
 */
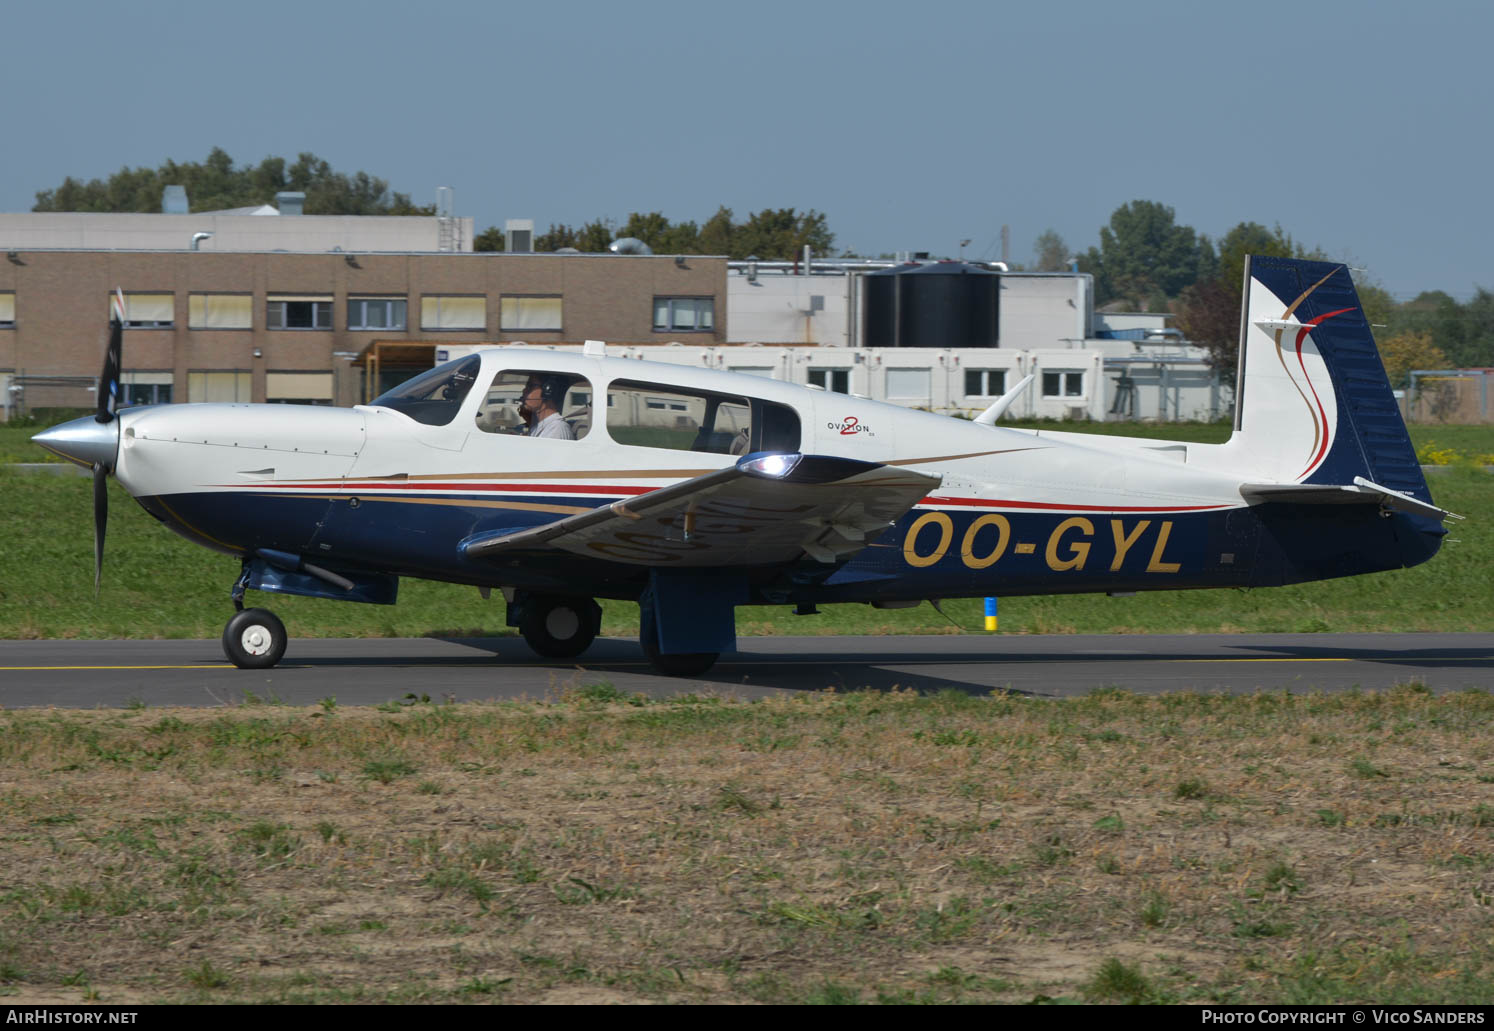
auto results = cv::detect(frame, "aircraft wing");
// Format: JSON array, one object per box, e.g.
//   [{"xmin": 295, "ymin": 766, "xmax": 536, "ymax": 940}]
[
  {"xmin": 461, "ymin": 453, "xmax": 941, "ymax": 567},
  {"xmin": 1241, "ymin": 476, "xmax": 1460, "ymax": 522}
]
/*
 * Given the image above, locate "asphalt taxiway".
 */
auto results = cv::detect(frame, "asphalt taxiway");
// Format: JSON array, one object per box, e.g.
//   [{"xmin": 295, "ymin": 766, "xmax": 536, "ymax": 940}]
[{"xmin": 1, "ymin": 632, "xmax": 1491, "ymax": 708}]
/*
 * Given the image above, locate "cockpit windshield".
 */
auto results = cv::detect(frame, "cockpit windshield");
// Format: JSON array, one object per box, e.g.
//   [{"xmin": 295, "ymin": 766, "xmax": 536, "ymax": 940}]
[{"xmin": 369, "ymin": 356, "xmax": 481, "ymax": 426}]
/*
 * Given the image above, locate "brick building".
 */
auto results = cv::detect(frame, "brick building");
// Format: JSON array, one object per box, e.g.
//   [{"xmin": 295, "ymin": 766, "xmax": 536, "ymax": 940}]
[{"xmin": 0, "ymin": 247, "xmax": 726, "ymax": 418}]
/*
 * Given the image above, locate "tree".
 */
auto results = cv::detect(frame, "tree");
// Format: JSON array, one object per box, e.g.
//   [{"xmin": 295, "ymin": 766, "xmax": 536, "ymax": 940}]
[
  {"xmin": 698, "ymin": 206, "xmax": 734, "ymax": 256},
  {"xmin": 1377, "ymin": 331, "xmax": 1449, "ymax": 389},
  {"xmin": 509, "ymin": 206, "xmax": 835, "ymax": 260},
  {"xmin": 1031, "ymin": 229, "xmax": 1070, "ymax": 272},
  {"xmin": 533, "ymin": 220, "xmax": 614, "ymax": 252},
  {"xmin": 1080, "ymin": 200, "xmax": 1209, "ymax": 306},
  {"xmin": 617, "ymin": 212, "xmax": 702, "ymax": 254},
  {"xmin": 1176, "ymin": 221, "xmax": 1318, "ymax": 380},
  {"xmin": 1213, "ymin": 222, "xmax": 1297, "ymax": 295},
  {"xmin": 1456, "ymin": 288, "xmax": 1494, "ymax": 368},
  {"xmin": 473, "ymin": 226, "xmax": 506, "ymax": 252},
  {"xmin": 33, "ymin": 148, "xmax": 434, "ymax": 215},
  {"xmin": 731, "ymin": 208, "xmax": 834, "ymax": 261},
  {"xmin": 1174, "ymin": 277, "xmax": 1242, "ymax": 380}
]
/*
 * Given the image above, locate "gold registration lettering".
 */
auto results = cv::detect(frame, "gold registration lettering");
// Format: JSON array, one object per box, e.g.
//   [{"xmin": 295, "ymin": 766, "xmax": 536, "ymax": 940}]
[
  {"xmin": 1109, "ymin": 519, "xmax": 1150, "ymax": 572},
  {"xmin": 903, "ymin": 512, "xmax": 954, "ymax": 568},
  {"xmin": 1045, "ymin": 517, "xmax": 1094, "ymax": 571},
  {"xmin": 1146, "ymin": 520, "xmax": 1182, "ymax": 573},
  {"xmin": 960, "ymin": 514, "xmax": 1011, "ymax": 570}
]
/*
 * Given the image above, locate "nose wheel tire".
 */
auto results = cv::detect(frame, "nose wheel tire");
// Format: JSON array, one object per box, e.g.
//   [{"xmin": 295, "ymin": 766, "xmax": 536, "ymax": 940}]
[
  {"xmin": 223, "ymin": 608, "xmax": 288, "ymax": 670},
  {"xmin": 519, "ymin": 596, "xmax": 602, "ymax": 659}
]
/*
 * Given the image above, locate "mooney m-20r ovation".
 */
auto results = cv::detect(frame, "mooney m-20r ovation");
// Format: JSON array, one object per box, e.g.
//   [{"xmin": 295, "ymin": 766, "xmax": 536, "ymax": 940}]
[{"xmin": 35, "ymin": 257, "xmax": 1454, "ymax": 675}]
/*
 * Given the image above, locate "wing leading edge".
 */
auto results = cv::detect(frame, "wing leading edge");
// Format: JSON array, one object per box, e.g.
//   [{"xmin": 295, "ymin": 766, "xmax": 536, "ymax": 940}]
[{"xmin": 460, "ymin": 453, "xmax": 942, "ymax": 567}]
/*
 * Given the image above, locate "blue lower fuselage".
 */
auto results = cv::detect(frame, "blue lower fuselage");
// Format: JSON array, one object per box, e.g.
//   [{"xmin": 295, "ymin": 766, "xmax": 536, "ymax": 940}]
[{"xmin": 137, "ymin": 487, "xmax": 1444, "ymax": 605}]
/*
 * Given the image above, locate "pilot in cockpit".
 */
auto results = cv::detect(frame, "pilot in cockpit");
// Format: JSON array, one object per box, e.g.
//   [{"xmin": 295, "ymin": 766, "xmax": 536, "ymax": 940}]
[{"xmin": 520, "ymin": 374, "xmax": 576, "ymax": 440}]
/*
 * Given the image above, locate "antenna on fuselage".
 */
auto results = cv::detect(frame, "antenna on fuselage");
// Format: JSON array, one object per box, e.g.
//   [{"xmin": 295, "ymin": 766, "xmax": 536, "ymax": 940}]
[{"xmin": 973, "ymin": 373, "xmax": 1034, "ymax": 425}]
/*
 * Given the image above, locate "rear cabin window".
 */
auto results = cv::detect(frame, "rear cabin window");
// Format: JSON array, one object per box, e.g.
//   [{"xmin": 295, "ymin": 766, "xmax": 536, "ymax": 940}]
[{"xmin": 605, "ymin": 379, "xmax": 800, "ymax": 454}]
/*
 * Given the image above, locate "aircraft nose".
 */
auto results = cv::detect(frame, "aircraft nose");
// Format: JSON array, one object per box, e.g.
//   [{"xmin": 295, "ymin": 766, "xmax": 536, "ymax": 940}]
[{"xmin": 32, "ymin": 415, "xmax": 121, "ymax": 470}]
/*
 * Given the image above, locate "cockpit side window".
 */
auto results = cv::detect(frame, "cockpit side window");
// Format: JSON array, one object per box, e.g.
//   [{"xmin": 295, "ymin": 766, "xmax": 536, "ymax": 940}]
[
  {"xmin": 369, "ymin": 355, "xmax": 481, "ymax": 426},
  {"xmin": 474, "ymin": 370, "xmax": 592, "ymax": 440}
]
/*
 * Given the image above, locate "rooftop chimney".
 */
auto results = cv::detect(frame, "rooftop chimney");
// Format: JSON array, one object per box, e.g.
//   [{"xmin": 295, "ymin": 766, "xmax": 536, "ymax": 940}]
[
  {"xmin": 161, "ymin": 185, "xmax": 188, "ymax": 214},
  {"xmin": 275, "ymin": 192, "xmax": 305, "ymax": 216}
]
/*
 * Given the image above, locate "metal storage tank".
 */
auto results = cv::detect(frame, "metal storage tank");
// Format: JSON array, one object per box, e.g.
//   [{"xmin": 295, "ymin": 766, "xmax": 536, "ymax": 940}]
[{"xmin": 862, "ymin": 261, "xmax": 1000, "ymax": 348}]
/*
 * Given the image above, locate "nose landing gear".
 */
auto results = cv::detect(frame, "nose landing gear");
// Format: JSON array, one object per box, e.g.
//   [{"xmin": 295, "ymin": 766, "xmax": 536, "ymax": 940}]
[
  {"xmin": 223, "ymin": 607, "xmax": 287, "ymax": 669},
  {"xmin": 223, "ymin": 565, "xmax": 287, "ymax": 670}
]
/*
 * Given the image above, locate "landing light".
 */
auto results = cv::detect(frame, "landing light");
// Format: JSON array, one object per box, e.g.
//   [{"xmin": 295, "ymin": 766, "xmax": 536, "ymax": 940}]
[{"xmin": 742, "ymin": 453, "xmax": 801, "ymax": 479}]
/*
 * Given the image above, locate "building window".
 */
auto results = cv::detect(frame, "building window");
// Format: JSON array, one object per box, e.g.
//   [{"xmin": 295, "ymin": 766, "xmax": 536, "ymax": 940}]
[
  {"xmin": 1042, "ymin": 371, "xmax": 1085, "ymax": 398},
  {"xmin": 0, "ymin": 293, "xmax": 13, "ymax": 329},
  {"xmin": 187, "ymin": 371, "xmax": 252, "ymax": 403},
  {"xmin": 653, "ymin": 296, "xmax": 714, "ymax": 332},
  {"xmin": 115, "ymin": 293, "xmax": 174, "ymax": 328},
  {"xmin": 121, "ymin": 373, "xmax": 173, "ymax": 406},
  {"xmin": 267, "ymin": 372, "xmax": 335, "ymax": 405},
  {"xmin": 965, "ymin": 369, "xmax": 1007, "ymax": 397},
  {"xmin": 886, "ymin": 368, "xmax": 931, "ymax": 401},
  {"xmin": 188, "ymin": 294, "xmax": 252, "ymax": 330},
  {"xmin": 347, "ymin": 297, "xmax": 407, "ymax": 331},
  {"xmin": 808, "ymin": 368, "xmax": 850, "ymax": 393},
  {"xmin": 421, "ymin": 296, "xmax": 486, "ymax": 331},
  {"xmin": 267, "ymin": 296, "xmax": 332, "ymax": 330},
  {"xmin": 499, "ymin": 296, "xmax": 562, "ymax": 332}
]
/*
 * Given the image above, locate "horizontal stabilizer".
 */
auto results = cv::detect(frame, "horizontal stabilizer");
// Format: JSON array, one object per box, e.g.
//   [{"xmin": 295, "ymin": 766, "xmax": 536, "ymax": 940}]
[
  {"xmin": 461, "ymin": 453, "xmax": 941, "ymax": 567},
  {"xmin": 1241, "ymin": 476, "xmax": 1459, "ymax": 522}
]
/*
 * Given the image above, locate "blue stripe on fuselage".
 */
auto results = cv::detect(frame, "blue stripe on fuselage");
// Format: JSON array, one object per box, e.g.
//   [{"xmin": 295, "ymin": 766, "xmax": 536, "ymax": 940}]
[{"xmin": 137, "ymin": 490, "xmax": 1440, "ymax": 602}]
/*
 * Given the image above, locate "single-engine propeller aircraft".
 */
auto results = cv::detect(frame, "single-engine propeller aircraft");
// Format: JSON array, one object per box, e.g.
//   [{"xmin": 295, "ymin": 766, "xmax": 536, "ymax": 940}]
[{"xmin": 35, "ymin": 257, "xmax": 1455, "ymax": 675}]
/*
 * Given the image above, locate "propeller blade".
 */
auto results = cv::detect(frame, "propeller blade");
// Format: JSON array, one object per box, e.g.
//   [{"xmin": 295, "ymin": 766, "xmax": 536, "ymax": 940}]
[
  {"xmin": 93, "ymin": 462, "xmax": 108, "ymax": 596},
  {"xmin": 96, "ymin": 294, "xmax": 123, "ymax": 424}
]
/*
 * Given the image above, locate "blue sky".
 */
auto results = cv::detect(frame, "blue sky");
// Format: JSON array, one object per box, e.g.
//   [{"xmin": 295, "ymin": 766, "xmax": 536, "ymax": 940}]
[{"xmin": 4, "ymin": 0, "xmax": 1488, "ymax": 300}]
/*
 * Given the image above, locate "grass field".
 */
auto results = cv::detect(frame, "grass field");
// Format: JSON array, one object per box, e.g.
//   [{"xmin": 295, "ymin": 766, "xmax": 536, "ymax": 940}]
[
  {"xmin": 4, "ymin": 422, "xmax": 1492, "ymax": 1006},
  {"xmin": 1, "ymin": 687, "xmax": 1492, "ymax": 1004},
  {"xmin": 2, "ymin": 422, "xmax": 1490, "ymax": 640}
]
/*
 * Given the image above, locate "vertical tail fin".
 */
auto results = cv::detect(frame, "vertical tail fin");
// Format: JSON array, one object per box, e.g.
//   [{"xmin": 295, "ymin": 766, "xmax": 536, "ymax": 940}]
[{"xmin": 1228, "ymin": 255, "xmax": 1430, "ymax": 503}]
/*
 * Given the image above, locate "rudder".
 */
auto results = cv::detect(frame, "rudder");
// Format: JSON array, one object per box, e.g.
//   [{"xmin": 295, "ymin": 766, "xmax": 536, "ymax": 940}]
[{"xmin": 1229, "ymin": 255, "xmax": 1430, "ymax": 503}]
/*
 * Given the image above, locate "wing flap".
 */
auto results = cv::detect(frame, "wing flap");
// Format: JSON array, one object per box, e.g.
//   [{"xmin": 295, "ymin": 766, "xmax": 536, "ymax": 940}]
[{"xmin": 461, "ymin": 453, "xmax": 941, "ymax": 567}]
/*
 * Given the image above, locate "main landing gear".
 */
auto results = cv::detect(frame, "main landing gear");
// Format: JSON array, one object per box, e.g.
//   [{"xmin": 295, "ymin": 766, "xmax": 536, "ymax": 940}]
[
  {"xmin": 514, "ymin": 594, "xmax": 603, "ymax": 659},
  {"xmin": 223, "ymin": 566, "xmax": 287, "ymax": 670}
]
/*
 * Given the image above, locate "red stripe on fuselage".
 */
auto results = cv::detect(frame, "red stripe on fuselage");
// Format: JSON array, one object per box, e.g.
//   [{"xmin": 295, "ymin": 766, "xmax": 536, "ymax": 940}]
[{"xmin": 922, "ymin": 496, "xmax": 1232, "ymax": 512}]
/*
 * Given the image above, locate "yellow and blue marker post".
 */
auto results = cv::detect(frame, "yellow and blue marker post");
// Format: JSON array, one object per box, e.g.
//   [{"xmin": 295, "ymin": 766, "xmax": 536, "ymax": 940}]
[{"xmin": 984, "ymin": 597, "xmax": 998, "ymax": 632}]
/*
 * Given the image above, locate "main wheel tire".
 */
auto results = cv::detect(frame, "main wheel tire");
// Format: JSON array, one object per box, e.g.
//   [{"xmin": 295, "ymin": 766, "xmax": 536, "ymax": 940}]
[
  {"xmin": 639, "ymin": 622, "xmax": 718, "ymax": 677},
  {"xmin": 519, "ymin": 596, "xmax": 601, "ymax": 659},
  {"xmin": 223, "ymin": 608, "xmax": 287, "ymax": 670}
]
